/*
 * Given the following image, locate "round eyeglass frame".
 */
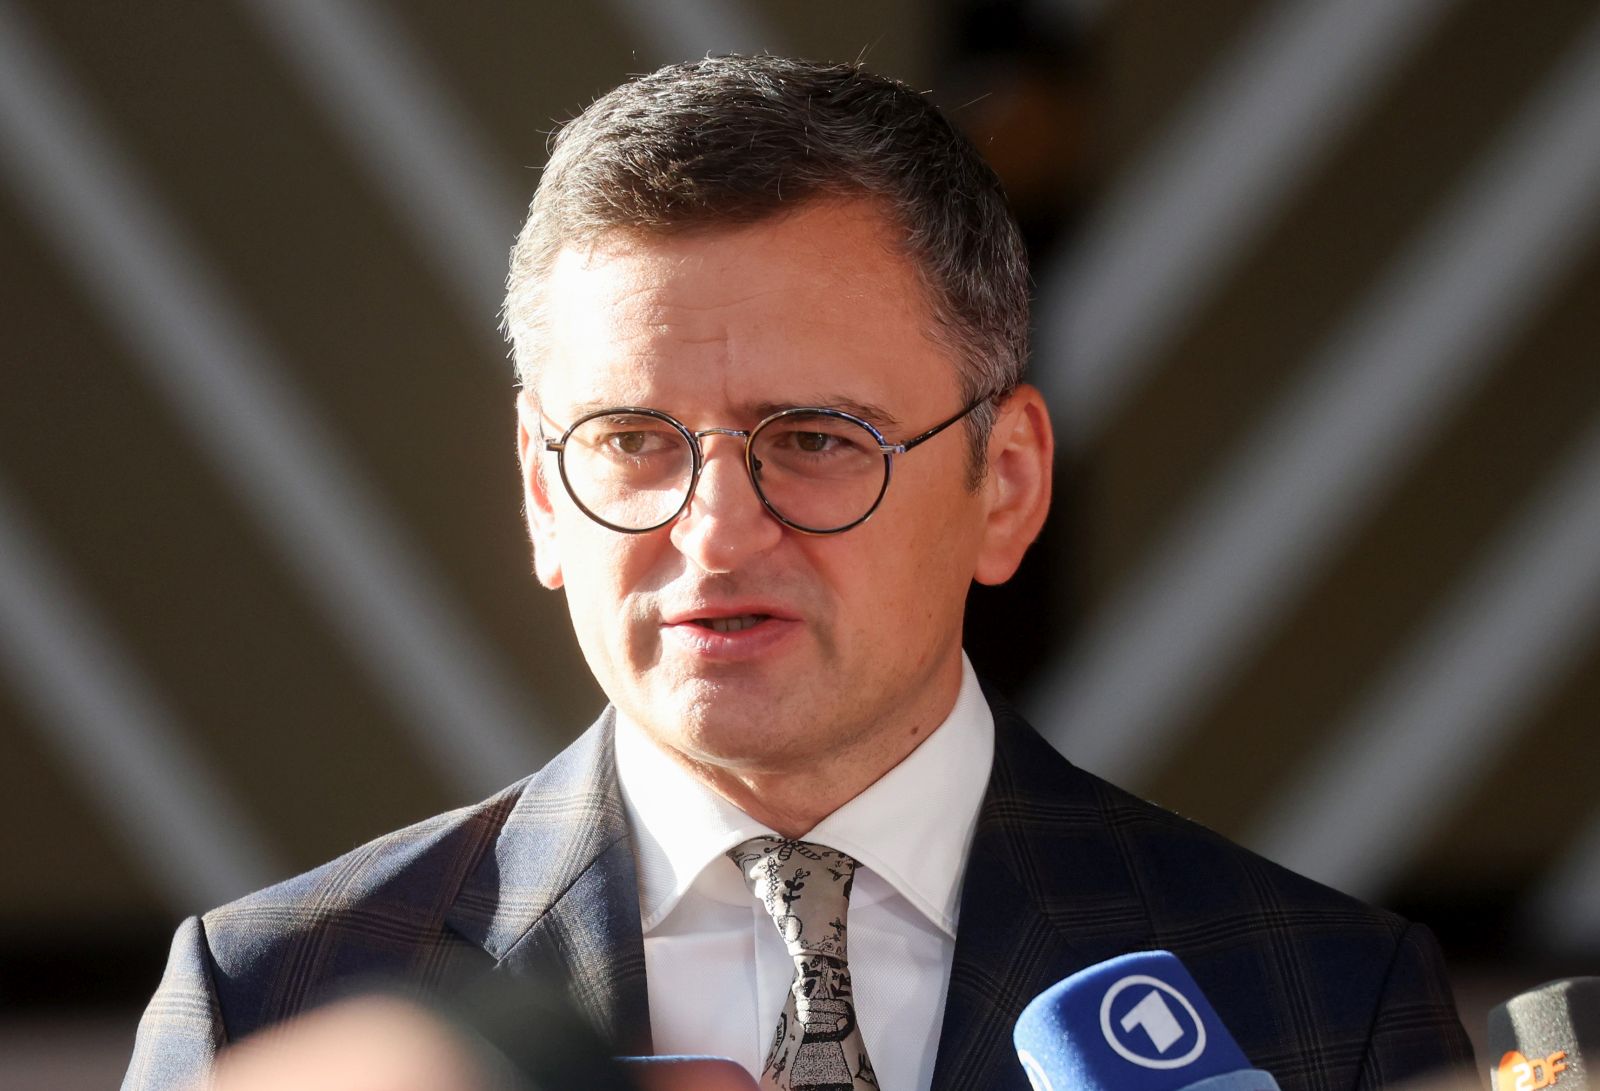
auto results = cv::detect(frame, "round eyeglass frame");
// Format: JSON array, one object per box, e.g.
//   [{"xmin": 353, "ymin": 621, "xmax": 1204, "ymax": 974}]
[{"xmin": 542, "ymin": 394, "xmax": 997, "ymax": 536}]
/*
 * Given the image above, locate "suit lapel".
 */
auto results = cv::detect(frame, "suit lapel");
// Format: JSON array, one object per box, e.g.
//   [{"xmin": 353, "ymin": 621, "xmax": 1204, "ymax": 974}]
[
  {"xmin": 494, "ymin": 836, "xmax": 652, "ymax": 1053},
  {"xmin": 930, "ymin": 703, "xmax": 1155, "ymax": 1091},
  {"xmin": 443, "ymin": 710, "xmax": 652, "ymax": 1053}
]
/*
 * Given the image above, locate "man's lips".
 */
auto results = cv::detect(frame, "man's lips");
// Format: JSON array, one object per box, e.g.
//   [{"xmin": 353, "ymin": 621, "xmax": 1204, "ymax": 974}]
[
  {"xmin": 658, "ymin": 605, "xmax": 802, "ymax": 656},
  {"xmin": 691, "ymin": 614, "xmax": 769, "ymax": 633},
  {"xmin": 659, "ymin": 605, "xmax": 799, "ymax": 628}
]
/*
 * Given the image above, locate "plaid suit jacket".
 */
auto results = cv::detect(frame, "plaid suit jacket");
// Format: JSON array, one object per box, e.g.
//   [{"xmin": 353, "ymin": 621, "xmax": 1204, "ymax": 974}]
[{"xmin": 123, "ymin": 702, "xmax": 1473, "ymax": 1090}]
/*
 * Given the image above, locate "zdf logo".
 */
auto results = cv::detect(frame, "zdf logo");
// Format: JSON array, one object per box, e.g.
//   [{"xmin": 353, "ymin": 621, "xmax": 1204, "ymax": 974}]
[{"xmin": 1496, "ymin": 1050, "xmax": 1569, "ymax": 1091}]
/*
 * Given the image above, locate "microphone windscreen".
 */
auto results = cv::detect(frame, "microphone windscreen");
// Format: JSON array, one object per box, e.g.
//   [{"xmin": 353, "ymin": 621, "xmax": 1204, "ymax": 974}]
[
  {"xmin": 617, "ymin": 1056, "xmax": 760, "ymax": 1089},
  {"xmin": 1487, "ymin": 977, "xmax": 1600, "ymax": 1091},
  {"xmin": 1014, "ymin": 950, "xmax": 1279, "ymax": 1091}
]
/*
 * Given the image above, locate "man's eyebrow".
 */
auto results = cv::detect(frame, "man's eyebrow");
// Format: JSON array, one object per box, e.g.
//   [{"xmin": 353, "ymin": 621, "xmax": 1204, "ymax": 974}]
[
  {"xmin": 549, "ymin": 398, "xmax": 655, "ymax": 424},
  {"xmin": 550, "ymin": 396, "xmax": 906, "ymax": 431},
  {"xmin": 748, "ymin": 397, "xmax": 902, "ymax": 429}
]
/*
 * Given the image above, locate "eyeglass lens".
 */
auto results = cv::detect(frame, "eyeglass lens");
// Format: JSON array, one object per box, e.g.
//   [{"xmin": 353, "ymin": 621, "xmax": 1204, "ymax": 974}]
[{"xmin": 560, "ymin": 410, "xmax": 890, "ymax": 532}]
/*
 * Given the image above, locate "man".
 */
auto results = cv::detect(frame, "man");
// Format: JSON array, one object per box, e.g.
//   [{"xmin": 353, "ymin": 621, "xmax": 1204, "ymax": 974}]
[{"xmin": 125, "ymin": 56, "xmax": 1473, "ymax": 1091}]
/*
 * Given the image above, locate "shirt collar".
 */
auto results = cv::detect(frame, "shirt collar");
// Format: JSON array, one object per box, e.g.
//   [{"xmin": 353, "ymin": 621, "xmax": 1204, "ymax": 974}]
[{"xmin": 614, "ymin": 654, "xmax": 995, "ymax": 937}]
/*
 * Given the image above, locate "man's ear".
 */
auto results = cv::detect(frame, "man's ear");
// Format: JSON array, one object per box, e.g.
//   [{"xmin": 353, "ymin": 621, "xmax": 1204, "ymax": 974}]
[
  {"xmin": 973, "ymin": 383, "xmax": 1054, "ymax": 586},
  {"xmin": 515, "ymin": 395, "xmax": 564, "ymax": 589}
]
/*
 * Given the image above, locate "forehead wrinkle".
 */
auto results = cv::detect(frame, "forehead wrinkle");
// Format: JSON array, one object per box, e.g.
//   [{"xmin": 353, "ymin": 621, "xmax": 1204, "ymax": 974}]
[
  {"xmin": 594, "ymin": 286, "xmax": 745, "ymax": 356},
  {"xmin": 601, "ymin": 249, "xmax": 798, "ymax": 313},
  {"xmin": 649, "ymin": 282, "xmax": 796, "ymax": 314}
]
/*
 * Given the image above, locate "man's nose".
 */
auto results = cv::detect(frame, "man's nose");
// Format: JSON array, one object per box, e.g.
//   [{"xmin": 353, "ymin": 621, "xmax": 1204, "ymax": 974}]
[{"xmin": 668, "ymin": 434, "xmax": 783, "ymax": 571}]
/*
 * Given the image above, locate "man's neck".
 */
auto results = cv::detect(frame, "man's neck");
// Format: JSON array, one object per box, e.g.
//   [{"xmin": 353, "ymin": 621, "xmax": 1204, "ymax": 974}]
[{"xmin": 685, "ymin": 764, "xmax": 889, "ymax": 839}]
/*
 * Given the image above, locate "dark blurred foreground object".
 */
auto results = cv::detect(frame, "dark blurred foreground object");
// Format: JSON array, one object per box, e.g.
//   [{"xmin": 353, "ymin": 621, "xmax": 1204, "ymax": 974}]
[
  {"xmin": 206, "ymin": 973, "xmax": 632, "ymax": 1091},
  {"xmin": 1488, "ymin": 977, "xmax": 1600, "ymax": 1091},
  {"xmin": 206, "ymin": 995, "xmax": 519, "ymax": 1091},
  {"xmin": 204, "ymin": 974, "xmax": 757, "ymax": 1091},
  {"xmin": 441, "ymin": 971, "xmax": 757, "ymax": 1089}
]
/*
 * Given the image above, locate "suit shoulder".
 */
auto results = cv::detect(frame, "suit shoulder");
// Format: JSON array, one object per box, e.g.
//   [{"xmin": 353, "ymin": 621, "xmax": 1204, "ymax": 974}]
[
  {"xmin": 198, "ymin": 779, "xmax": 527, "ymax": 999},
  {"xmin": 144, "ymin": 717, "xmax": 624, "ymax": 1046},
  {"xmin": 994, "ymin": 707, "xmax": 1399, "ymax": 930},
  {"xmin": 990, "ymin": 712, "xmax": 1473, "ymax": 1084},
  {"xmin": 1099, "ymin": 781, "xmax": 1477, "ymax": 1088},
  {"xmin": 1092, "ymin": 767, "xmax": 1405, "ymax": 931}
]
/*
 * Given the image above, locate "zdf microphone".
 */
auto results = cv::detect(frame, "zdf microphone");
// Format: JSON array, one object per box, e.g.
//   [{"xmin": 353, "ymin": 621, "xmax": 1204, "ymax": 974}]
[
  {"xmin": 1014, "ymin": 950, "xmax": 1279, "ymax": 1091},
  {"xmin": 1489, "ymin": 977, "xmax": 1600, "ymax": 1091}
]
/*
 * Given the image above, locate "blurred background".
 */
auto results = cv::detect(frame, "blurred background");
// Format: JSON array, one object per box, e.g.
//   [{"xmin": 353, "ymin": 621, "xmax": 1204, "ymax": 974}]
[{"xmin": 2, "ymin": 0, "xmax": 1597, "ymax": 1085}]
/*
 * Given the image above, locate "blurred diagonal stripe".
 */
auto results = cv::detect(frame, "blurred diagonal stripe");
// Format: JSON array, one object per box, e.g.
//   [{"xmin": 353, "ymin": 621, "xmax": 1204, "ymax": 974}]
[
  {"xmin": 240, "ymin": 0, "xmax": 778, "ymax": 332},
  {"xmin": 603, "ymin": 0, "xmax": 777, "ymax": 62},
  {"xmin": 1035, "ymin": 0, "xmax": 1454, "ymax": 444},
  {"xmin": 1249, "ymin": 414, "xmax": 1600, "ymax": 896},
  {"xmin": 239, "ymin": 0, "xmax": 518, "ymax": 323},
  {"xmin": 0, "ymin": 0, "xmax": 547, "ymax": 797},
  {"xmin": 1529, "ymin": 812, "xmax": 1600, "ymax": 952},
  {"xmin": 1027, "ymin": 9, "xmax": 1600, "ymax": 785},
  {"xmin": 0, "ymin": 480, "xmax": 277, "ymax": 910}
]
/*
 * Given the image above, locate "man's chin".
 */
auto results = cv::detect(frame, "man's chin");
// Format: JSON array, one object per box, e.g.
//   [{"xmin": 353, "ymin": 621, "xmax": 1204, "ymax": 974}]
[{"xmin": 631, "ymin": 691, "xmax": 814, "ymax": 769}]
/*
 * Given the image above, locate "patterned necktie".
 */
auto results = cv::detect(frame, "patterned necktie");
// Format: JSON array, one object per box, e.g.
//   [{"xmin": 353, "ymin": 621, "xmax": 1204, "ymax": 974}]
[{"xmin": 728, "ymin": 837, "xmax": 880, "ymax": 1091}]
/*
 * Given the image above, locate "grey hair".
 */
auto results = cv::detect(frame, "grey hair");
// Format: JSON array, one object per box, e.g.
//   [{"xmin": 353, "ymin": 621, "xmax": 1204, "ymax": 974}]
[{"xmin": 503, "ymin": 54, "xmax": 1030, "ymax": 482}]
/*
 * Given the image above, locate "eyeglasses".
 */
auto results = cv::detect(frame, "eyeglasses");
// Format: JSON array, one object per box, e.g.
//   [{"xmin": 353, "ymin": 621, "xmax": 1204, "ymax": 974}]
[{"xmin": 541, "ymin": 394, "xmax": 996, "ymax": 535}]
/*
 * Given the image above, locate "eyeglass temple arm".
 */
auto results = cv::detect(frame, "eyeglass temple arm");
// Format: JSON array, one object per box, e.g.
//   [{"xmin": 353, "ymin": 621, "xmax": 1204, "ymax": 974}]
[{"xmin": 894, "ymin": 390, "xmax": 1005, "ymax": 453}]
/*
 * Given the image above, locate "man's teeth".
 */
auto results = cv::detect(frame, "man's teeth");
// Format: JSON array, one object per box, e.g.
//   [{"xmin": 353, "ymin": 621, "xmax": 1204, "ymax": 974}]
[{"xmin": 700, "ymin": 615, "xmax": 765, "ymax": 633}]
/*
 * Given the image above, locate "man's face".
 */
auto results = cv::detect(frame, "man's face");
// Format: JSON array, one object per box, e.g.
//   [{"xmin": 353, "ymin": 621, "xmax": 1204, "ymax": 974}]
[{"xmin": 518, "ymin": 201, "xmax": 1007, "ymax": 781}]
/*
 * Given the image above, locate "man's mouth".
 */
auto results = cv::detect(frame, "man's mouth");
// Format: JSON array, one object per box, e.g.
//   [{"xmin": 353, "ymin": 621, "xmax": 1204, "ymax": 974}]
[{"xmin": 692, "ymin": 614, "xmax": 771, "ymax": 633}]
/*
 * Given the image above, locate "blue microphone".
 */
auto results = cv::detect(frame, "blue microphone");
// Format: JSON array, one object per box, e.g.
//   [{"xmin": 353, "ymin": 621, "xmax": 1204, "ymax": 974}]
[
  {"xmin": 617, "ymin": 1055, "xmax": 759, "ymax": 1089},
  {"xmin": 1014, "ymin": 950, "xmax": 1279, "ymax": 1091}
]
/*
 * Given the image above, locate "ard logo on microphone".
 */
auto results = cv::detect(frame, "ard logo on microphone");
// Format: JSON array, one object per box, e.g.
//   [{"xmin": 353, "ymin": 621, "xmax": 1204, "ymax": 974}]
[
  {"xmin": 1497, "ymin": 1049, "xmax": 1568, "ymax": 1091},
  {"xmin": 1099, "ymin": 973, "xmax": 1208, "ymax": 1069}
]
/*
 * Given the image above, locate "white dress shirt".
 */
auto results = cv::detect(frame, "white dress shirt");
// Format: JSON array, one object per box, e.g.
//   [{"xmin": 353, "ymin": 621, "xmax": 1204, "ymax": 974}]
[{"xmin": 613, "ymin": 654, "xmax": 994, "ymax": 1091}]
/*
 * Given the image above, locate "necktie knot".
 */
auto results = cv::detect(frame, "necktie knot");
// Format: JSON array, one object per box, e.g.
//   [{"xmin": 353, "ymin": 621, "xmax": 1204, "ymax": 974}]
[{"xmin": 728, "ymin": 837, "xmax": 859, "ymax": 961}]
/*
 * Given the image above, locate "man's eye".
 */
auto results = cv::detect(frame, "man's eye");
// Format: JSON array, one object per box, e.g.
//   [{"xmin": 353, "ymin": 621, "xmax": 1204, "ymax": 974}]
[
  {"xmin": 605, "ymin": 431, "xmax": 655, "ymax": 455},
  {"xmin": 769, "ymin": 428, "xmax": 863, "ymax": 456},
  {"xmin": 574, "ymin": 417, "xmax": 684, "ymax": 462}
]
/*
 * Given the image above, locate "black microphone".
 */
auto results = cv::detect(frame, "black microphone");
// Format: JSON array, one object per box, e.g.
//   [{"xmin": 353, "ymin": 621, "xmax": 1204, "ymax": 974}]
[
  {"xmin": 1488, "ymin": 977, "xmax": 1600, "ymax": 1090},
  {"xmin": 1013, "ymin": 950, "xmax": 1279, "ymax": 1091}
]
